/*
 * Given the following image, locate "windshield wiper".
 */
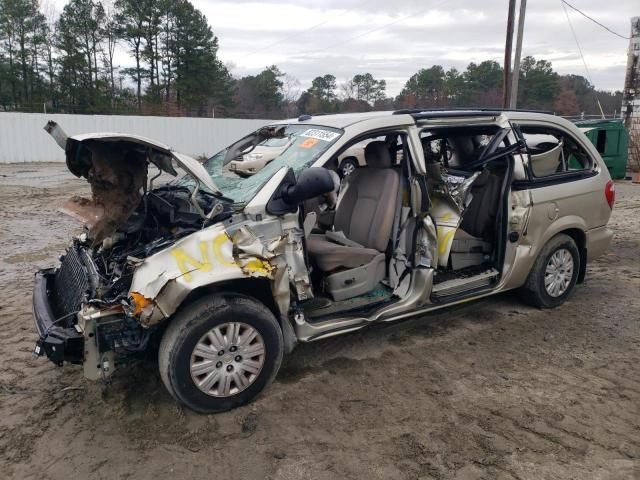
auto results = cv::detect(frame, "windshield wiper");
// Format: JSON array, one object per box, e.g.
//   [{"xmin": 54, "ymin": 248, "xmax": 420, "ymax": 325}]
[{"xmin": 198, "ymin": 188, "xmax": 234, "ymax": 203}]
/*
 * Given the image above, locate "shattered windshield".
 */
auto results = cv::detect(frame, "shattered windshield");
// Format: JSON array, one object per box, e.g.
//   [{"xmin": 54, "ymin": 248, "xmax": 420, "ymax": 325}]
[
  {"xmin": 177, "ymin": 124, "xmax": 342, "ymax": 205},
  {"xmin": 260, "ymin": 137, "xmax": 291, "ymax": 148}
]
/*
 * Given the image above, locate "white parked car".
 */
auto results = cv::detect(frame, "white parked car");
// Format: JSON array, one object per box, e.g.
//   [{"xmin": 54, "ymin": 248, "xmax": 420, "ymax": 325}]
[
  {"xmin": 227, "ymin": 137, "xmax": 292, "ymax": 176},
  {"xmin": 230, "ymin": 135, "xmax": 371, "ymax": 178}
]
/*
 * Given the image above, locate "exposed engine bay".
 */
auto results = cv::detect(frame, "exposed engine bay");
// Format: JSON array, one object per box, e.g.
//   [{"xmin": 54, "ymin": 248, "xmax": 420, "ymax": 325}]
[
  {"xmin": 38, "ymin": 123, "xmax": 235, "ymax": 373},
  {"xmin": 86, "ymin": 183, "xmax": 231, "ymax": 301},
  {"xmin": 35, "ymin": 121, "xmax": 325, "ymax": 383},
  {"xmin": 59, "ymin": 140, "xmax": 230, "ymax": 292}
]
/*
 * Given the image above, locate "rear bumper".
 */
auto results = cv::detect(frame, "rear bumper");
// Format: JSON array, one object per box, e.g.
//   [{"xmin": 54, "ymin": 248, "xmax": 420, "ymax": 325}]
[
  {"xmin": 586, "ymin": 226, "xmax": 614, "ymax": 262},
  {"xmin": 33, "ymin": 269, "xmax": 84, "ymax": 366}
]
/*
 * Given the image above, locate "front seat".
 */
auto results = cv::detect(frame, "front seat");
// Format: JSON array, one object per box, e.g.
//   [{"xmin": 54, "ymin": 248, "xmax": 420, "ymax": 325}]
[{"xmin": 307, "ymin": 141, "xmax": 400, "ymax": 301}]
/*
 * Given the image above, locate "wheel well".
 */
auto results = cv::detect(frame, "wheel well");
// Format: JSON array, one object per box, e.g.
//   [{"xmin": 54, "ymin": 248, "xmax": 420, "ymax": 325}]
[
  {"xmin": 558, "ymin": 228, "xmax": 587, "ymax": 284},
  {"xmin": 172, "ymin": 278, "xmax": 298, "ymax": 354},
  {"xmin": 179, "ymin": 278, "xmax": 280, "ymax": 319}
]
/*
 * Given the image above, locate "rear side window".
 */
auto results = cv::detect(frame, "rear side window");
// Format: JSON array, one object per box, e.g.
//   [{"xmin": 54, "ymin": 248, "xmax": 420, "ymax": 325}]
[
  {"xmin": 521, "ymin": 127, "xmax": 593, "ymax": 178},
  {"xmin": 419, "ymin": 125, "xmax": 509, "ymax": 172}
]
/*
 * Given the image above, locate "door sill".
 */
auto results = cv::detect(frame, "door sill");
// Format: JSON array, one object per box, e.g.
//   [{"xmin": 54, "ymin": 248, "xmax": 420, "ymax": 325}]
[{"xmin": 431, "ymin": 267, "xmax": 500, "ymax": 298}]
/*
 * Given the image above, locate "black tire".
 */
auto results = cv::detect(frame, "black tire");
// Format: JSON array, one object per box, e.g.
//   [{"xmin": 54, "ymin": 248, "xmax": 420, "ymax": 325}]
[
  {"xmin": 158, "ymin": 293, "xmax": 283, "ymax": 413},
  {"xmin": 339, "ymin": 157, "xmax": 358, "ymax": 177},
  {"xmin": 517, "ymin": 233, "xmax": 580, "ymax": 309}
]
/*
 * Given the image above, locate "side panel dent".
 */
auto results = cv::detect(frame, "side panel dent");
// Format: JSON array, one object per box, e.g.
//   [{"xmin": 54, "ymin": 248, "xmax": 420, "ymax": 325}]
[{"xmin": 130, "ymin": 224, "xmax": 271, "ymax": 326}]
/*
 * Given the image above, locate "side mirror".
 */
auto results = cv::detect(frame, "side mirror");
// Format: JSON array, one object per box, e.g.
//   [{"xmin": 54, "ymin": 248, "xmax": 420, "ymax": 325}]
[
  {"xmin": 266, "ymin": 167, "xmax": 336, "ymax": 216},
  {"xmin": 283, "ymin": 167, "xmax": 335, "ymax": 204}
]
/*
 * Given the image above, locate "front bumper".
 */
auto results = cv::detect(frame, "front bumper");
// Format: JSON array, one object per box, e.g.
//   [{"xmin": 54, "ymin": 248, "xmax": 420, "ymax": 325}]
[
  {"xmin": 33, "ymin": 269, "xmax": 84, "ymax": 366},
  {"xmin": 228, "ymin": 161, "xmax": 257, "ymax": 176}
]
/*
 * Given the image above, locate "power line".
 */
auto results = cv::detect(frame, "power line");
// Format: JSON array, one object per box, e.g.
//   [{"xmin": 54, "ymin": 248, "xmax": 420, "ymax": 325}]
[
  {"xmin": 240, "ymin": 0, "xmax": 373, "ymax": 61},
  {"xmin": 560, "ymin": 0, "xmax": 629, "ymax": 40},
  {"xmin": 560, "ymin": 0, "xmax": 605, "ymax": 118},
  {"xmin": 290, "ymin": 0, "xmax": 457, "ymax": 59}
]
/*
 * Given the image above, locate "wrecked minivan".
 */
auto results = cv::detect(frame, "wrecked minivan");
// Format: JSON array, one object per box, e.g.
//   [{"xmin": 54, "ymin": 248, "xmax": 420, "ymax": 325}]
[{"xmin": 33, "ymin": 110, "xmax": 614, "ymax": 413}]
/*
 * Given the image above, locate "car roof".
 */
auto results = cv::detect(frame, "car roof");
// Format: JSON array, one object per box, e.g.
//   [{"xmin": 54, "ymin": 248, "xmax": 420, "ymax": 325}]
[
  {"xmin": 276, "ymin": 111, "xmax": 399, "ymax": 129},
  {"xmin": 274, "ymin": 109, "xmax": 574, "ymax": 131}
]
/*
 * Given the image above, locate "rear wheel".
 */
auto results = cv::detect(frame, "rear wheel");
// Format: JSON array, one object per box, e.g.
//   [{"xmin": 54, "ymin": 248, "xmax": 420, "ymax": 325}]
[
  {"xmin": 518, "ymin": 234, "xmax": 580, "ymax": 308},
  {"xmin": 159, "ymin": 293, "xmax": 283, "ymax": 413}
]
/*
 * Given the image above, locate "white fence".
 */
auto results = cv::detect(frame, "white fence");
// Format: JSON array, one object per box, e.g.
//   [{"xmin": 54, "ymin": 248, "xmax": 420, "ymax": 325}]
[{"xmin": 0, "ymin": 113, "xmax": 274, "ymax": 163}]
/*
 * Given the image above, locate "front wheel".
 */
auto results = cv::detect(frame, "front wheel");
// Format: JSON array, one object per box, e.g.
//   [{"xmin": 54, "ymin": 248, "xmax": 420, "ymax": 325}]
[
  {"xmin": 339, "ymin": 158, "xmax": 358, "ymax": 177},
  {"xmin": 159, "ymin": 293, "xmax": 284, "ymax": 413},
  {"xmin": 517, "ymin": 233, "xmax": 580, "ymax": 309}
]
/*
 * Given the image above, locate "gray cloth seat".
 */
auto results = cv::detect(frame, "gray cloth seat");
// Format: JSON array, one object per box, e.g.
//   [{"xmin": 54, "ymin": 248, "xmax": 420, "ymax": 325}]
[
  {"xmin": 450, "ymin": 229, "xmax": 492, "ymax": 269},
  {"xmin": 307, "ymin": 141, "xmax": 400, "ymax": 300},
  {"xmin": 459, "ymin": 169, "xmax": 502, "ymax": 241},
  {"xmin": 451, "ymin": 228, "xmax": 492, "ymax": 253},
  {"xmin": 306, "ymin": 234, "xmax": 381, "ymax": 271}
]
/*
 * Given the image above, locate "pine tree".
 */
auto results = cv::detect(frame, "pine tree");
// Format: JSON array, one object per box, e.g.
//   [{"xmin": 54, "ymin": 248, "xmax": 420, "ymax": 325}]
[
  {"xmin": 171, "ymin": 0, "xmax": 233, "ymax": 115},
  {"xmin": 55, "ymin": 0, "xmax": 107, "ymax": 112},
  {"xmin": 114, "ymin": 0, "xmax": 149, "ymax": 110},
  {"xmin": 0, "ymin": 0, "xmax": 47, "ymax": 109}
]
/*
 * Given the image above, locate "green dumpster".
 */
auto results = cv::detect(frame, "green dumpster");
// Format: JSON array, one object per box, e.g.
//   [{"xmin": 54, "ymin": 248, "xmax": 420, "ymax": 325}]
[{"xmin": 575, "ymin": 119, "xmax": 629, "ymax": 179}]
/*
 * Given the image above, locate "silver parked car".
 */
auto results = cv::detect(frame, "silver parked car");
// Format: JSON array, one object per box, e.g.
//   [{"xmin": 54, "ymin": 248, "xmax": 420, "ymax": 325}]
[
  {"xmin": 227, "ymin": 136, "xmax": 292, "ymax": 176},
  {"xmin": 34, "ymin": 110, "xmax": 614, "ymax": 413},
  {"xmin": 229, "ymin": 134, "xmax": 369, "ymax": 178}
]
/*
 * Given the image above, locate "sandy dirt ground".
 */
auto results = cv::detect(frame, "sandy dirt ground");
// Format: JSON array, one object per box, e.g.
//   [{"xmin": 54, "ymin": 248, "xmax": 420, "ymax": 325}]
[{"xmin": 0, "ymin": 163, "xmax": 639, "ymax": 480}]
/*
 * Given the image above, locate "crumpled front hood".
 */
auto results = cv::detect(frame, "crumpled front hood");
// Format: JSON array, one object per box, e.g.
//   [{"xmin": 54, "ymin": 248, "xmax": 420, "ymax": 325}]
[
  {"xmin": 45, "ymin": 122, "xmax": 220, "ymax": 194},
  {"xmin": 44, "ymin": 121, "xmax": 220, "ymax": 244}
]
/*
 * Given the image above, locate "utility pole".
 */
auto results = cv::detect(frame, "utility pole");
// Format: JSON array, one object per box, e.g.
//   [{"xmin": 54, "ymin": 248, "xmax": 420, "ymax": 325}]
[
  {"xmin": 503, "ymin": 0, "xmax": 517, "ymax": 108},
  {"xmin": 623, "ymin": 17, "xmax": 640, "ymax": 129},
  {"xmin": 509, "ymin": 0, "xmax": 527, "ymax": 109},
  {"xmin": 623, "ymin": 17, "xmax": 640, "ymax": 179}
]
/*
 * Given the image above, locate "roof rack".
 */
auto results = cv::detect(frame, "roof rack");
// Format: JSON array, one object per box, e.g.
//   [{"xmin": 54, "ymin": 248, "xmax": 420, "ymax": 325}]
[
  {"xmin": 393, "ymin": 107, "xmax": 554, "ymax": 119},
  {"xmin": 572, "ymin": 118, "xmax": 622, "ymax": 125},
  {"xmin": 297, "ymin": 112, "xmax": 331, "ymax": 122}
]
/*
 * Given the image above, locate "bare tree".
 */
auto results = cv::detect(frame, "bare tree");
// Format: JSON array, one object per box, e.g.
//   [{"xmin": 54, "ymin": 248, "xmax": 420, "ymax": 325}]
[
  {"xmin": 280, "ymin": 73, "xmax": 301, "ymax": 117},
  {"xmin": 281, "ymin": 73, "xmax": 301, "ymax": 102},
  {"xmin": 39, "ymin": 0, "xmax": 58, "ymax": 94},
  {"xmin": 340, "ymin": 77, "xmax": 356, "ymax": 100}
]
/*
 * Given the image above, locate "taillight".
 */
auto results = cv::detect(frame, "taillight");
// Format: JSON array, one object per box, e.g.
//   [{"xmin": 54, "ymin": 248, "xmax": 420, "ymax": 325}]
[{"xmin": 605, "ymin": 180, "xmax": 615, "ymax": 209}]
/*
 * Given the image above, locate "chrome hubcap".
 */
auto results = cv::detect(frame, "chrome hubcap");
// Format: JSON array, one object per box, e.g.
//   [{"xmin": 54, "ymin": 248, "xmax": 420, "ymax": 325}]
[
  {"xmin": 190, "ymin": 322, "xmax": 265, "ymax": 397},
  {"xmin": 342, "ymin": 162, "xmax": 355, "ymax": 176},
  {"xmin": 544, "ymin": 248, "xmax": 574, "ymax": 297}
]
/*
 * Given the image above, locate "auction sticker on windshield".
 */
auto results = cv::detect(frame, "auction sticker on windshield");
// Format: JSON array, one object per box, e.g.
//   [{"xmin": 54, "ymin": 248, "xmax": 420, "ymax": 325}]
[
  {"xmin": 300, "ymin": 129, "xmax": 340, "ymax": 142},
  {"xmin": 299, "ymin": 138, "xmax": 319, "ymax": 149}
]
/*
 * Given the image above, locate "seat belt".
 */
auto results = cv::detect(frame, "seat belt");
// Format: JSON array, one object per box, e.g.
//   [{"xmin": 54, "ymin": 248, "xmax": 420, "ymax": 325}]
[
  {"xmin": 390, "ymin": 171, "xmax": 404, "ymax": 251},
  {"xmin": 303, "ymin": 212, "xmax": 316, "ymax": 238},
  {"xmin": 389, "ymin": 153, "xmax": 412, "ymax": 288}
]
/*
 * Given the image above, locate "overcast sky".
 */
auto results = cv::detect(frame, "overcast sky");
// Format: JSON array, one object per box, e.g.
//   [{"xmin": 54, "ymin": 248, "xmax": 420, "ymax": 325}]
[
  {"xmin": 199, "ymin": 0, "xmax": 637, "ymax": 95},
  {"xmin": 52, "ymin": 0, "xmax": 639, "ymax": 95}
]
